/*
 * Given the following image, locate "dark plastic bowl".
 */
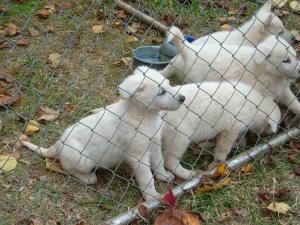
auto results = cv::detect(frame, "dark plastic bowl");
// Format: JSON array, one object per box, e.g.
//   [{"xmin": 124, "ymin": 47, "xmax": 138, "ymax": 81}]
[{"xmin": 133, "ymin": 46, "xmax": 173, "ymax": 70}]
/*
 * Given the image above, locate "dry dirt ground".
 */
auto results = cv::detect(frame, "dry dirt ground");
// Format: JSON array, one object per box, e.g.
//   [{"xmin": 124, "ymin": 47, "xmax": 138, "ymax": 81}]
[{"xmin": 0, "ymin": 0, "xmax": 300, "ymax": 224}]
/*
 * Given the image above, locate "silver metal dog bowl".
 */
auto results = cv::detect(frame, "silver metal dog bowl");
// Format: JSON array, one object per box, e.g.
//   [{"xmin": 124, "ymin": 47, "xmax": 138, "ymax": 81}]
[{"xmin": 133, "ymin": 45, "xmax": 173, "ymax": 70}]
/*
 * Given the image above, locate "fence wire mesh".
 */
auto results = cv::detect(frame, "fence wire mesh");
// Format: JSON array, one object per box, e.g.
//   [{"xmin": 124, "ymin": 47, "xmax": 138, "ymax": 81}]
[{"xmin": 1, "ymin": 0, "xmax": 300, "ymax": 224}]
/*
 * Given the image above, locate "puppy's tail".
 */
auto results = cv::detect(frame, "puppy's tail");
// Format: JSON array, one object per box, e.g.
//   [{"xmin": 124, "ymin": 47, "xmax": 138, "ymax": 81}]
[
  {"xmin": 22, "ymin": 141, "xmax": 57, "ymax": 158},
  {"xmin": 166, "ymin": 26, "xmax": 189, "ymax": 61}
]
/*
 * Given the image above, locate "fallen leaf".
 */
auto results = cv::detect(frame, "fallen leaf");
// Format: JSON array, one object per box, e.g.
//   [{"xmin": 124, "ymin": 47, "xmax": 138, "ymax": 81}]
[
  {"xmin": 37, "ymin": 106, "xmax": 59, "ymax": 121},
  {"xmin": 0, "ymin": 69, "xmax": 13, "ymax": 83},
  {"xmin": 97, "ymin": 9, "xmax": 108, "ymax": 20},
  {"xmin": 196, "ymin": 178, "xmax": 232, "ymax": 194},
  {"xmin": 0, "ymin": 94, "xmax": 20, "ymax": 106},
  {"xmin": 273, "ymin": 188, "xmax": 291, "ymax": 199},
  {"xmin": 0, "ymin": 42, "xmax": 9, "ymax": 49},
  {"xmin": 220, "ymin": 23, "xmax": 233, "ymax": 31},
  {"xmin": 125, "ymin": 35, "xmax": 138, "ymax": 44},
  {"xmin": 92, "ymin": 24, "xmax": 103, "ymax": 34},
  {"xmin": 0, "ymin": 155, "xmax": 17, "ymax": 172},
  {"xmin": 290, "ymin": 30, "xmax": 300, "ymax": 41},
  {"xmin": 45, "ymin": 23, "xmax": 55, "ymax": 33},
  {"xmin": 48, "ymin": 53, "xmax": 62, "ymax": 68},
  {"xmin": 112, "ymin": 57, "xmax": 131, "ymax": 66},
  {"xmin": 63, "ymin": 103, "xmax": 75, "ymax": 113},
  {"xmin": 16, "ymin": 37, "xmax": 29, "ymax": 46},
  {"xmin": 272, "ymin": 0, "xmax": 288, "ymax": 8},
  {"xmin": 0, "ymin": 36, "xmax": 6, "ymax": 44},
  {"xmin": 65, "ymin": 35, "xmax": 80, "ymax": 49},
  {"xmin": 155, "ymin": 208, "xmax": 202, "ymax": 225},
  {"xmin": 295, "ymin": 165, "xmax": 300, "ymax": 176},
  {"xmin": 212, "ymin": 162, "xmax": 230, "ymax": 179},
  {"xmin": 233, "ymin": 209, "xmax": 248, "ymax": 219},
  {"xmin": 290, "ymin": 139, "xmax": 298, "ymax": 151},
  {"xmin": 218, "ymin": 17, "xmax": 236, "ymax": 26},
  {"xmin": 217, "ymin": 212, "xmax": 232, "ymax": 223},
  {"xmin": 61, "ymin": 2, "xmax": 74, "ymax": 10},
  {"xmin": 128, "ymin": 22, "xmax": 140, "ymax": 34},
  {"xmin": 115, "ymin": 10, "xmax": 127, "ymax": 19},
  {"xmin": 24, "ymin": 120, "xmax": 40, "ymax": 135},
  {"xmin": 161, "ymin": 187, "xmax": 177, "ymax": 207},
  {"xmin": 45, "ymin": 158, "xmax": 67, "ymax": 175},
  {"xmin": 36, "ymin": 9, "xmax": 49, "ymax": 18},
  {"xmin": 240, "ymin": 163, "xmax": 254, "ymax": 175},
  {"xmin": 182, "ymin": 211, "xmax": 203, "ymax": 225},
  {"xmin": 138, "ymin": 204, "xmax": 149, "ymax": 218},
  {"xmin": 4, "ymin": 23, "xmax": 19, "ymax": 36},
  {"xmin": 290, "ymin": 1, "xmax": 300, "ymax": 11},
  {"xmin": 266, "ymin": 202, "xmax": 290, "ymax": 214},
  {"xmin": 288, "ymin": 154, "xmax": 297, "ymax": 163},
  {"xmin": 44, "ymin": 2, "xmax": 56, "ymax": 13},
  {"xmin": 28, "ymin": 27, "xmax": 42, "ymax": 37}
]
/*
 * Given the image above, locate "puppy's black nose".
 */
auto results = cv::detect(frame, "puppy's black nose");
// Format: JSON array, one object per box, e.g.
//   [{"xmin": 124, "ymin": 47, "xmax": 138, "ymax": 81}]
[{"xmin": 178, "ymin": 95, "xmax": 185, "ymax": 103}]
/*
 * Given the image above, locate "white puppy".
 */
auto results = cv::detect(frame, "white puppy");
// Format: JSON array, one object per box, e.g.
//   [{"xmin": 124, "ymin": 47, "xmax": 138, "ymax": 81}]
[
  {"xmin": 161, "ymin": 81, "xmax": 281, "ymax": 179},
  {"xmin": 22, "ymin": 66, "xmax": 185, "ymax": 201},
  {"xmin": 161, "ymin": 0, "xmax": 288, "ymax": 79},
  {"xmin": 163, "ymin": 26, "xmax": 300, "ymax": 116}
]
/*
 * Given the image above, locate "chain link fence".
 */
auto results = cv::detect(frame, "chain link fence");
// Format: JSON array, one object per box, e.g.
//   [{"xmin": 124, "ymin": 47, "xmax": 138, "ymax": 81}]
[{"xmin": 1, "ymin": 0, "xmax": 300, "ymax": 224}]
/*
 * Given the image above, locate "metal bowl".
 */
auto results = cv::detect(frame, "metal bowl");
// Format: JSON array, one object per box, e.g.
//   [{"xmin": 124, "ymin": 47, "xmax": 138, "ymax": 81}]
[{"xmin": 133, "ymin": 45, "xmax": 173, "ymax": 70}]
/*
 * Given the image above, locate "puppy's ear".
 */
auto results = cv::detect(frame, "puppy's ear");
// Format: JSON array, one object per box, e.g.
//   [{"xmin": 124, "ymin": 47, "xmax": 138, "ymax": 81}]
[
  {"xmin": 253, "ymin": 42, "xmax": 272, "ymax": 64},
  {"xmin": 118, "ymin": 75, "xmax": 145, "ymax": 99},
  {"xmin": 261, "ymin": 0, "xmax": 271, "ymax": 12}
]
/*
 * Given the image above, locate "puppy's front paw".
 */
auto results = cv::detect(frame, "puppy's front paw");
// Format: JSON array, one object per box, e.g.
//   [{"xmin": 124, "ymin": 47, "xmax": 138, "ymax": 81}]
[{"xmin": 156, "ymin": 170, "xmax": 175, "ymax": 182}]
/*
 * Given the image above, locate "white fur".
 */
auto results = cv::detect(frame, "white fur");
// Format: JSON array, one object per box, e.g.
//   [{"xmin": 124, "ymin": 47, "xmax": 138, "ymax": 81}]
[
  {"xmin": 161, "ymin": 0, "xmax": 289, "ymax": 79},
  {"xmin": 22, "ymin": 66, "xmax": 185, "ymax": 201},
  {"xmin": 161, "ymin": 81, "xmax": 281, "ymax": 179},
  {"xmin": 162, "ymin": 26, "xmax": 300, "ymax": 116}
]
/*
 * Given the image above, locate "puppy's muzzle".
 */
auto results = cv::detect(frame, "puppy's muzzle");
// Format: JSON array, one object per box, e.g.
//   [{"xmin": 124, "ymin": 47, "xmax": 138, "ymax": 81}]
[{"xmin": 177, "ymin": 95, "xmax": 185, "ymax": 103}]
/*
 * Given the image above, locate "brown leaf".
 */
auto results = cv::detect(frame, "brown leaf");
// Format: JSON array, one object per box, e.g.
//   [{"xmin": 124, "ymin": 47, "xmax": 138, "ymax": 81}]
[
  {"xmin": 37, "ymin": 106, "xmax": 59, "ymax": 121},
  {"xmin": 65, "ymin": 35, "xmax": 80, "ymax": 49},
  {"xmin": 45, "ymin": 23, "xmax": 55, "ymax": 33},
  {"xmin": 289, "ymin": 30, "xmax": 300, "ymax": 42},
  {"xmin": 112, "ymin": 57, "xmax": 131, "ymax": 66},
  {"xmin": 295, "ymin": 165, "xmax": 300, "ymax": 176},
  {"xmin": 273, "ymin": 188, "xmax": 291, "ymax": 199},
  {"xmin": 63, "ymin": 103, "xmax": 75, "ymax": 113},
  {"xmin": 0, "ymin": 69, "xmax": 13, "ymax": 83},
  {"xmin": 217, "ymin": 212, "xmax": 232, "ymax": 223},
  {"xmin": 240, "ymin": 163, "xmax": 254, "ymax": 175},
  {"xmin": 16, "ymin": 37, "xmax": 29, "ymax": 46},
  {"xmin": 45, "ymin": 158, "xmax": 67, "ymax": 175},
  {"xmin": 92, "ymin": 24, "xmax": 103, "ymax": 34},
  {"xmin": 4, "ymin": 23, "xmax": 20, "ymax": 36},
  {"xmin": 28, "ymin": 27, "xmax": 42, "ymax": 37},
  {"xmin": 125, "ymin": 35, "xmax": 138, "ymax": 44},
  {"xmin": 0, "ymin": 35, "xmax": 6, "ymax": 44},
  {"xmin": 0, "ymin": 42, "xmax": 9, "ymax": 49},
  {"xmin": 24, "ymin": 120, "xmax": 40, "ymax": 136},
  {"xmin": 128, "ymin": 22, "xmax": 140, "ymax": 34},
  {"xmin": 115, "ymin": 10, "xmax": 127, "ymax": 19},
  {"xmin": 0, "ymin": 94, "xmax": 20, "ymax": 106},
  {"xmin": 266, "ymin": 202, "xmax": 291, "ymax": 214},
  {"xmin": 182, "ymin": 211, "xmax": 203, "ymax": 225},
  {"xmin": 196, "ymin": 178, "xmax": 232, "ymax": 194},
  {"xmin": 220, "ymin": 23, "xmax": 233, "ymax": 31},
  {"xmin": 212, "ymin": 162, "xmax": 230, "ymax": 179},
  {"xmin": 44, "ymin": 2, "xmax": 56, "ymax": 13},
  {"xmin": 289, "ymin": 139, "xmax": 298, "ymax": 151},
  {"xmin": 257, "ymin": 192, "xmax": 272, "ymax": 202},
  {"xmin": 36, "ymin": 9, "xmax": 49, "ymax": 18},
  {"xmin": 61, "ymin": 2, "xmax": 74, "ymax": 10},
  {"xmin": 155, "ymin": 208, "xmax": 202, "ymax": 225},
  {"xmin": 138, "ymin": 204, "xmax": 149, "ymax": 218},
  {"xmin": 48, "ymin": 53, "xmax": 62, "ymax": 68},
  {"xmin": 290, "ymin": 1, "xmax": 300, "ymax": 11}
]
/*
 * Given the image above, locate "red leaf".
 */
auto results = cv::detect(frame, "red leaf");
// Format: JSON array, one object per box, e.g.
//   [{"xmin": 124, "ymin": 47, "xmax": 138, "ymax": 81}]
[{"xmin": 161, "ymin": 187, "xmax": 176, "ymax": 207}]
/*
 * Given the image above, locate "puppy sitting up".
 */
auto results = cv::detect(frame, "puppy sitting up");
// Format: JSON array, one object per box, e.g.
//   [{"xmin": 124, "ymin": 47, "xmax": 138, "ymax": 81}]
[
  {"xmin": 162, "ymin": 81, "xmax": 281, "ymax": 180},
  {"xmin": 22, "ymin": 66, "xmax": 185, "ymax": 201}
]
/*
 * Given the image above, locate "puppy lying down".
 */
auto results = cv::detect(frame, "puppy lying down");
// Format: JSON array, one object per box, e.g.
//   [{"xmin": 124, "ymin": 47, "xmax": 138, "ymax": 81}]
[
  {"xmin": 22, "ymin": 66, "xmax": 185, "ymax": 201},
  {"xmin": 164, "ymin": 26, "xmax": 300, "ymax": 117},
  {"xmin": 162, "ymin": 0, "xmax": 289, "ymax": 79},
  {"xmin": 161, "ymin": 81, "xmax": 281, "ymax": 180}
]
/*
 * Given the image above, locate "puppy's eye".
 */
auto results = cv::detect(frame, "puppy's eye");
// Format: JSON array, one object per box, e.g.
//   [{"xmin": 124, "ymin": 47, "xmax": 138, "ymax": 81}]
[
  {"xmin": 282, "ymin": 57, "xmax": 291, "ymax": 63},
  {"xmin": 157, "ymin": 88, "xmax": 166, "ymax": 96}
]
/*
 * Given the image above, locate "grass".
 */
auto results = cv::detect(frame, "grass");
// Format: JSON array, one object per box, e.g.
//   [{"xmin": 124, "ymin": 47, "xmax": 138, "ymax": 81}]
[{"xmin": 0, "ymin": 0, "xmax": 300, "ymax": 224}]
